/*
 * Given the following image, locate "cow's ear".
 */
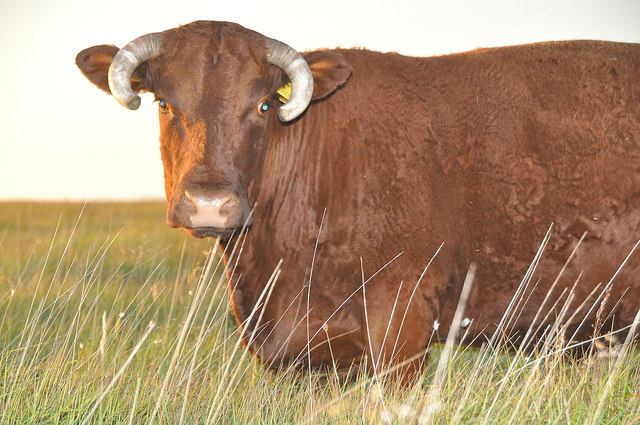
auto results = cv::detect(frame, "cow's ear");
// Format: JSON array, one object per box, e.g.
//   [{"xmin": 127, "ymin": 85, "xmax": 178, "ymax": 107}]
[
  {"xmin": 304, "ymin": 51, "xmax": 352, "ymax": 101},
  {"xmin": 76, "ymin": 45, "xmax": 149, "ymax": 94}
]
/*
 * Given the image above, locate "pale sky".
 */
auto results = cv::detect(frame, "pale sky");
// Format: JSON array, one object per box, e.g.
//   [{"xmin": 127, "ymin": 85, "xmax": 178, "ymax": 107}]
[{"xmin": 1, "ymin": 0, "xmax": 639, "ymax": 200}]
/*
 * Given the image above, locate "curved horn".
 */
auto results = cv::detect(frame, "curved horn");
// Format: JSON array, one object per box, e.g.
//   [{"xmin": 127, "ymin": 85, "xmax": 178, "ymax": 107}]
[
  {"xmin": 266, "ymin": 38, "xmax": 314, "ymax": 122},
  {"xmin": 108, "ymin": 33, "xmax": 163, "ymax": 110}
]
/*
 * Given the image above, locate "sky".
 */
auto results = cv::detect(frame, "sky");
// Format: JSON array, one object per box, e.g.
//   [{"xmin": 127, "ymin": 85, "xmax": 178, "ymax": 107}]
[{"xmin": 0, "ymin": 0, "xmax": 639, "ymax": 200}]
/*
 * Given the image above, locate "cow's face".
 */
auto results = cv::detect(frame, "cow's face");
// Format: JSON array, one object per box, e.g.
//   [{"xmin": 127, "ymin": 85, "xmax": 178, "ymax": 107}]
[
  {"xmin": 77, "ymin": 21, "xmax": 351, "ymax": 239},
  {"xmin": 147, "ymin": 24, "xmax": 283, "ymax": 239}
]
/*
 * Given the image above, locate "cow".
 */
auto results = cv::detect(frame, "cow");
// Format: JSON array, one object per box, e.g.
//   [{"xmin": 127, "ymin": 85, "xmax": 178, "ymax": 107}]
[{"xmin": 76, "ymin": 20, "xmax": 640, "ymax": 381}]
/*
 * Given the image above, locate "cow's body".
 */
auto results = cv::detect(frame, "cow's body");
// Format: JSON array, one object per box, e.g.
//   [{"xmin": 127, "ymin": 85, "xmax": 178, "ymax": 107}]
[{"xmin": 77, "ymin": 21, "xmax": 640, "ymax": 380}]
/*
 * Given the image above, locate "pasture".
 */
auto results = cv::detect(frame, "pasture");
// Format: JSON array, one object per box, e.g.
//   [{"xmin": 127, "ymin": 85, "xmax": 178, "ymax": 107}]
[{"xmin": 0, "ymin": 201, "xmax": 639, "ymax": 424}]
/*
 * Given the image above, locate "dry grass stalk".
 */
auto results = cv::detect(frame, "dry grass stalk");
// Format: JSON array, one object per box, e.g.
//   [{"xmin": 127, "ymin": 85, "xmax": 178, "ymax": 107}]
[
  {"xmin": 80, "ymin": 321, "xmax": 156, "ymax": 425},
  {"xmin": 419, "ymin": 262, "xmax": 476, "ymax": 424}
]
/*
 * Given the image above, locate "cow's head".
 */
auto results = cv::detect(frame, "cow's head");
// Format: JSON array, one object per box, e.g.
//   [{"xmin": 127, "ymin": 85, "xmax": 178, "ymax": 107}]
[{"xmin": 76, "ymin": 21, "xmax": 351, "ymax": 239}]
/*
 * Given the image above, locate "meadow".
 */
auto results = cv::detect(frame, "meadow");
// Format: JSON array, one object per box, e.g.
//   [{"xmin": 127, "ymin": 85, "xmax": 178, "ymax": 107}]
[{"xmin": 0, "ymin": 201, "xmax": 639, "ymax": 424}]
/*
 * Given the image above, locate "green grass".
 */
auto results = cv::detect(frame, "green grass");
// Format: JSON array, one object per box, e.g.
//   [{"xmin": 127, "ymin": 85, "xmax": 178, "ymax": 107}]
[{"xmin": 0, "ymin": 201, "xmax": 639, "ymax": 424}]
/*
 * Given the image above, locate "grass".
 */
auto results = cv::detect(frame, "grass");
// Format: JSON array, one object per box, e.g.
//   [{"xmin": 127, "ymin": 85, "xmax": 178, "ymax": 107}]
[{"xmin": 0, "ymin": 201, "xmax": 639, "ymax": 424}]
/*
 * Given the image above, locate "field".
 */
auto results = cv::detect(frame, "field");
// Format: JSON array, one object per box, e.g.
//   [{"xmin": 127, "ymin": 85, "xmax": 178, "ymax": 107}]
[{"xmin": 0, "ymin": 201, "xmax": 639, "ymax": 424}]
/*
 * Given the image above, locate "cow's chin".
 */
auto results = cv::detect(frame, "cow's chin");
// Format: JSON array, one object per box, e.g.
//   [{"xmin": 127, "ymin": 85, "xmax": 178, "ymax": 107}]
[{"xmin": 183, "ymin": 226, "xmax": 239, "ymax": 240}]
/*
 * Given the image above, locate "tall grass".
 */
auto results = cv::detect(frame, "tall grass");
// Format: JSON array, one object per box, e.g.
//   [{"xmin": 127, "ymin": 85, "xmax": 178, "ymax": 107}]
[{"xmin": 0, "ymin": 201, "xmax": 638, "ymax": 424}]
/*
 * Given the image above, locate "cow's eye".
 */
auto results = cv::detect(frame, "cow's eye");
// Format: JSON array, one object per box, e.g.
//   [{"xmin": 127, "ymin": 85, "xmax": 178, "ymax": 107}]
[
  {"xmin": 156, "ymin": 98, "xmax": 169, "ymax": 113},
  {"xmin": 258, "ymin": 101, "xmax": 270, "ymax": 114}
]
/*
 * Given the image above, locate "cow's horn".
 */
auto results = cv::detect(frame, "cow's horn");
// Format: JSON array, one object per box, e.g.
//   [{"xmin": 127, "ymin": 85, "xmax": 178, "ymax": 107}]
[
  {"xmin": 108, "ymin": 33, "xmax": 163, "ymax": 110},
  {"xmin": 266, "ymin": 38, "xmax": 313, "ymax": 122}
]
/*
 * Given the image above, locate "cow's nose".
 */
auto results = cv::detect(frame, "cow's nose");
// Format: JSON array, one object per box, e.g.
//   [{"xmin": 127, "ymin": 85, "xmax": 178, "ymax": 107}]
[{"xmin": 184, "ymin": 190, "xmax": 239, "ymax": 228}]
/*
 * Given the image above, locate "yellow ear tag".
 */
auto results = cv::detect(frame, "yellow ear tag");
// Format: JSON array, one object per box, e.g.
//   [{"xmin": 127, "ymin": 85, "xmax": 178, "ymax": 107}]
[{"xmin": 277, "ymin": 82, "xmax": 291, "ymax": 104}]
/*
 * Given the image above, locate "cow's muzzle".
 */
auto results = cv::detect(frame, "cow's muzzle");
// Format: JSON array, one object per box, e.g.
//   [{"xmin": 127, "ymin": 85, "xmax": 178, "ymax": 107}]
[{"xmin": 168, "ymin": 190, "xmax": 251, "ymax": 239}]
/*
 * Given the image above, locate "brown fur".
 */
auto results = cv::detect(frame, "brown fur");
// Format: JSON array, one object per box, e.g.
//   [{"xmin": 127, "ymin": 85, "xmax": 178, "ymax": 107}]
[{"xmin": 77, "ymin": 21, "xmax": 640, "ymax": 381}]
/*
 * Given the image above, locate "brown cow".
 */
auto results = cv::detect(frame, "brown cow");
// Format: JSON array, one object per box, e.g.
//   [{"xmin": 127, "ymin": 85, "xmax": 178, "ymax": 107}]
[{"xmin": 76, "ymin": 20, "xmax": 640, "ymax": 381}]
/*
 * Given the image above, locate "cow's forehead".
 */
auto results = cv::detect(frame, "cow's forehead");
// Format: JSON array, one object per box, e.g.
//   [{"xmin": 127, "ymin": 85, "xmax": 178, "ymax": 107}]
[
  {"xmin": 161, "ymin": 21, "xmax": 267, "ymax": 66},
  {"xmin": 150, "ymin": 25, "xmax": 269, "ymax": 113}
]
